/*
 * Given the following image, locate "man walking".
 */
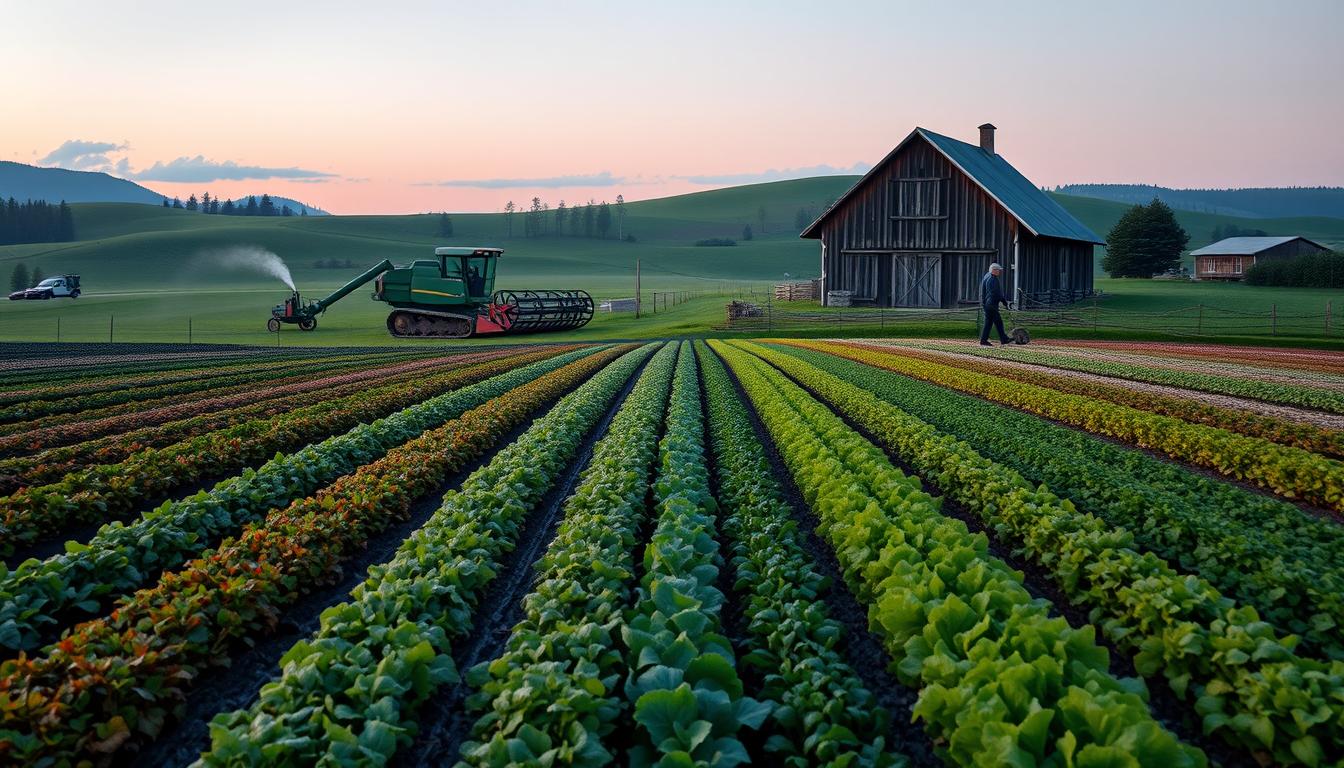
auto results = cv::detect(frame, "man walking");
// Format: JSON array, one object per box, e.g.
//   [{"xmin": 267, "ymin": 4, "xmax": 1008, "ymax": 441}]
[{"xmin": 979, "ymin": 263, "xmax": 1012, "ymax": 346}]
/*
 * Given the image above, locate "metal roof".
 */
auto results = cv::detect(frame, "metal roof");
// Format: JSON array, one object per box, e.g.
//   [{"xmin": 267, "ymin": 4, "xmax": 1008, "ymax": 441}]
[
  {"xmin": 434, "ymin": 247, "xmax": 504, "ymax": 256},
  {"xmin": 1189, "ymin": 236, "xmax": 1326, "ymax": 256},
  {"xmin": 801, "ymin": 127, "xmax": 1104, "ymax": 244}
]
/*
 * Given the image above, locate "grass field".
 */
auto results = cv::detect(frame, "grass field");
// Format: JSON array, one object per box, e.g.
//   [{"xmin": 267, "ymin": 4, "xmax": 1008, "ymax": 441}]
[{"xmin": 2, "ymin": 177, "xmax": 1342, "ymax": 345}]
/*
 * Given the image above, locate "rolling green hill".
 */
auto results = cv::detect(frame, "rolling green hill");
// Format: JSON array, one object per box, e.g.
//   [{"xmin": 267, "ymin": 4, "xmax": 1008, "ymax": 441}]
[{"xmin": 1, "ymin": 176, "xmax": 1341, "ymax": 346}]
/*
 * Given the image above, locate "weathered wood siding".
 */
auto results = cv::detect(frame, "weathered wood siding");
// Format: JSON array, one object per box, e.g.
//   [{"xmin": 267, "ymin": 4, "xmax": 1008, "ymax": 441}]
[
  {"xmin": 1257, "ymin": 239, "xmax": 1329, "ymax": 263},
  {"xmin": 816, "ymin": 134, "xmax": 1094, "ymax": 307}
]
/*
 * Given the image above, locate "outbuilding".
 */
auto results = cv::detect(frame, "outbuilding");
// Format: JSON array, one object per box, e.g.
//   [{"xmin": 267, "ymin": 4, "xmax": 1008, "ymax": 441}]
[
  {"xmin": 1189, "ymin": 236, "xmax": 1328, "ymax": 280},
  {"xmin": 802, "ymin": 124, "xmax": 1102, "ymax": 308}
]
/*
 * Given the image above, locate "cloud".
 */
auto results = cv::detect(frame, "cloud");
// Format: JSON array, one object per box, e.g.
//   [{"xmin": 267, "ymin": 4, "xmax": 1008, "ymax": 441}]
[
  {"xmin": 130, "ymin": 156, "xmax": 337, "ymax": 183},
  {"xmin": 421, "ymin": 171, "xmax": 627, "ymax": 189},
  {"xmin": 39, "ymin": 140, "xmax": 130, "ymax": 171},
  {"xmin": 677, "ymin": 162, "xmax": 871, "ymax": 185}
]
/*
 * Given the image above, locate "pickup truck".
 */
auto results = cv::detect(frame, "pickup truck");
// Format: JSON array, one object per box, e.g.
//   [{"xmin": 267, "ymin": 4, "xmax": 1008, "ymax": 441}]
[{"xmin": 8, "ymin": 274, "xmax": 81, "ymax": 300}]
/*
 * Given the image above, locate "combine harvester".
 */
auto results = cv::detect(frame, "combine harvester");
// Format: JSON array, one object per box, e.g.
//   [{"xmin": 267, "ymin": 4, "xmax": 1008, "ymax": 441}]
[{"xmin": 268, "ymin": 246, "xmax": 593, "ymax": 338}]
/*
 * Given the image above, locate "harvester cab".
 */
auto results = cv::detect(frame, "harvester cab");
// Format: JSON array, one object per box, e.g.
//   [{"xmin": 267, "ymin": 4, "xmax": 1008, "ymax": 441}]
[{"xmin": 266, "ymin": 247, "xmax": 593, "ymax": 338}]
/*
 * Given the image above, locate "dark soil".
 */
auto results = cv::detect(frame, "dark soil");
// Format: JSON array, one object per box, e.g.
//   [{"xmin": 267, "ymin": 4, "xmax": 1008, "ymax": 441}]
[
  {"xmin": 715, "ymin": 348, "xmax": 941, "ymax": 767},
  {"xmin": 756, "ymin": 352, "xmax": 1248, "ymax": 768},
  {"xmin": 134, "ymin": 351, "xmax": 652, "ymax": 768},
  {"xmin": 392, "ymin": 350, "xmax": 655, "ymax": 767}
]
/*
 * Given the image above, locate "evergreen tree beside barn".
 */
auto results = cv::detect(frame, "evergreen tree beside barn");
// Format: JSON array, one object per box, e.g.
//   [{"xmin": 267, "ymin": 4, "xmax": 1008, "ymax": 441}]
[{"xmin": 802, "ymin": 124, "xmax": 1102, "ymax": 308}]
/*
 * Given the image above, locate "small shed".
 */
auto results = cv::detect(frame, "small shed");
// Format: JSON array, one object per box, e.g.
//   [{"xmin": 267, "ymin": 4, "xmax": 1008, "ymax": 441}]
[
  {"xmin": 1189, "ymin": 236, "xmax": 1329, "ymax": 280},
  {"xmin": 801, "ymin": 124, "xmax": 1103, "ymax": 308}
]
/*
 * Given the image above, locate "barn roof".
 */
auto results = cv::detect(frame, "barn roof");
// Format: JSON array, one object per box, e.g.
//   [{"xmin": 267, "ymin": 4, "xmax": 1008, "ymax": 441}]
[
  {"xmin": 800, "ymin": 127, "xmax": 1104, "ymax": 244},
  {"xmin": 1189, "ymin": 236, "xmax": 1327, "ymax": 256}
]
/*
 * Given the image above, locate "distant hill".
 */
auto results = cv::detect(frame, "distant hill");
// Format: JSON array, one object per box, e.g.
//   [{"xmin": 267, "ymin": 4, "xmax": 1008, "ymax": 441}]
[
  {"xmin": 0, "ymin": 161, "xmax": 329, "ymax": 215},
  {"xmin": 1055, "ymin": 184, "xmax": 1344, "ymax": 220}
]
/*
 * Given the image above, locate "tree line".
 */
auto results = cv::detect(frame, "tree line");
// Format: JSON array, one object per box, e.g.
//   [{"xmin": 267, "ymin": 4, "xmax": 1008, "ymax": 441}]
[
  {"xmin": 162, "ymin": 193, "xmax": 309, "ymax": 217},
  {"xmin": 501, "ymin": 196, "xmax": 630, "ymax": 241},
  {"xmin": 0, "ymin": 199, "xmax": 75, "ymax": 245},
  {"xmin": 1210, "ymin": 223, "xmax": 1269, "ymax": 242},
  {"xmin": 9, "ymin": 263, "xmax": 49, "ymax": 291}
]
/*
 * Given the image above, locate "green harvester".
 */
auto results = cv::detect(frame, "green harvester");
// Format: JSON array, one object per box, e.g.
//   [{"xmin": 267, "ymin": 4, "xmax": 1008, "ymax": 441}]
[{"xmin": 269, "ymin": 246, "xmax": 593, "ymax": 338}]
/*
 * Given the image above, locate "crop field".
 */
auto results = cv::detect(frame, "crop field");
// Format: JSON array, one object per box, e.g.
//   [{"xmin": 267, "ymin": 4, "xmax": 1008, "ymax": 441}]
[{"xmin": 0, "ymin": 337, "xmax": 1342, "ymax": 767}]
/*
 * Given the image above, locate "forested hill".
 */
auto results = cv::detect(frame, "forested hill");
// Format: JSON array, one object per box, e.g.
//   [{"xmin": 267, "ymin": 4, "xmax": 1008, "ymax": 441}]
[
  {"xmin": 1055, "ymin": 184, "xmax": 1344, "ymax": 220},
  {"xmin": 0, "ymin": 161, "xmax": 329, "ymax": 216}
]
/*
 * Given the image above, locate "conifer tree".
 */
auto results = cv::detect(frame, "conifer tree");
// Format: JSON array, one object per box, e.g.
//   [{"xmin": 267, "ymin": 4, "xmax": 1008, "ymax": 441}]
[
  {"xmin": 1103, "ymin": 199, "xmax": 1189, "ymax": 277},
  {"xmin": 10, "ymin": 263, "xmax": 29, "ymax": 292}
]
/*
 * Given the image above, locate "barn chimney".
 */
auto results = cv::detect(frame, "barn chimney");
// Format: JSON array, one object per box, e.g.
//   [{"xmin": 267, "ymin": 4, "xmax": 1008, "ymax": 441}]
[{"xmin": 978, "ymin": 123, "xmax": 996, "ymax": 154}]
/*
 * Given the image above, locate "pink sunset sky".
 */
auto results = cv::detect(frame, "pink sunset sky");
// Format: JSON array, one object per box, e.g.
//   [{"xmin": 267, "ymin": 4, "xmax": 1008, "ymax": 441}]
[{"xmin": 5, "ymin": 1, "xmax": 1341, "ymax": 215}]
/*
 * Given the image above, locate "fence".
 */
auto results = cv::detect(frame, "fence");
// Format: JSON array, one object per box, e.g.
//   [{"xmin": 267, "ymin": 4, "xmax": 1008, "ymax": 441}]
[{"xmin": 716, "ymin": 299, "xmax": 1344, "ymax": 340}]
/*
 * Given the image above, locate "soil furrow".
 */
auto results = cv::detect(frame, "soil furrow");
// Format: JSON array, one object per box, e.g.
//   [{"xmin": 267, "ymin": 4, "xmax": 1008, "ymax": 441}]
[{"xmin": 715, "ymin": 347, "xmax": 940, "ymax": 766}]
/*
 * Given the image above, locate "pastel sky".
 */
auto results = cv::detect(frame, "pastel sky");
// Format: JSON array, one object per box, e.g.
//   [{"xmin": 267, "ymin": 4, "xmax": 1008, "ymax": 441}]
[{"xmin": 5, "ymin": 0, "xmax": 1341, "ymax": 214}]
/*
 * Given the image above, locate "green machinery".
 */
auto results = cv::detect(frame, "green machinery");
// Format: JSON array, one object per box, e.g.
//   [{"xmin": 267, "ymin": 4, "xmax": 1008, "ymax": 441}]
[{"xmin": 268, "ymin": 246, "xmax": 593, "ymax": 338}]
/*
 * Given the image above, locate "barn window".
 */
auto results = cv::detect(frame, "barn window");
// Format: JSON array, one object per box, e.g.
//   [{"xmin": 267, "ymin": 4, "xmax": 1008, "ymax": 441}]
[{"xmin": 891, "ymin": 178, "xmax": 947, "ymax": 219}]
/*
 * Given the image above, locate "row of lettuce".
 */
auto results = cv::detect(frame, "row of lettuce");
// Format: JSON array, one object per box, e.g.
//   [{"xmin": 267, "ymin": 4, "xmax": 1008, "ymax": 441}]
[
  {"xmin": 814, "ymin": 341, "xmax": 1344, "ymax": 514},
  {"xmin": 0, "ymin": 345, "xmax": 630, "ymax": 764},
  {"xmin": 712, "ymin": 341, "xmax": 1207, "ymax": 767},
  {"xmin": 778, "ymin": 342, "xmax": 1344, "ymax": 660},
  {"xmin": 0, "ymin": 350, "xmax": 498, "ymax": 467},
  {"xmin": 0, "ymin": 349, "xmax": 429, "ymax": 428},
  {"xmin": 736, "ymin": 341, "xmax": 1343, "ymax": 767},
  {"xmin": 0, "ymin": 347, "xmax": 561, "ymax": 559},
  {"xmin": 0, "ymin": 346, "xmax": 587, "ymax": 651},
  {"xmin": 5, "ymin": 337, "xmax": 1335, "ymax": 766},
  {"xmin": 199, "ymin": 341, "xmax": 910, "ymax": 767},
  {"xmin": 894, "ymin": 340, "xmax": 1344, "ymax": 414},
  {"xmin": 193, "ymin": 342, "xmax": 662, "ymax": 765},
  {"xmin": 0, "ymin": 346, "xmax": 408, "ymax": 394},
  {"xmin": 867, "ymin": 343, "xmax": 1344, "ymax": 459}
]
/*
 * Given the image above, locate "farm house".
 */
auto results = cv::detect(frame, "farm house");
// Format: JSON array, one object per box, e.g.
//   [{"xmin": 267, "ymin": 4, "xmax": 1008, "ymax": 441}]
[
  {"xmin": 1189, "ymin": 235, "xmax": 1328, "ymax": 280},
  {"xmin": 802, "ymin": 124, "xmax": 1103, "ymax": 308}
]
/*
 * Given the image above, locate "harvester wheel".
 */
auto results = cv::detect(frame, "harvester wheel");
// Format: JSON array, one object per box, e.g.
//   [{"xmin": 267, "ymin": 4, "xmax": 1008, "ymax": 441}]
[
  {"xmin": 299, "ymin": 317, "xmax": 317, "ymax": 331},
  {"xmin": 267, "ymin": 318, "xmax": 281, "ymax": 333}
]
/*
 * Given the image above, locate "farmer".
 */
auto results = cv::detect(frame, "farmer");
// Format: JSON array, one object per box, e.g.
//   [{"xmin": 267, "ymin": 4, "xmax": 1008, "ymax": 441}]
[{"xmin": 979, "ymin": 263, "xmax": 1013, "ymax": 346}]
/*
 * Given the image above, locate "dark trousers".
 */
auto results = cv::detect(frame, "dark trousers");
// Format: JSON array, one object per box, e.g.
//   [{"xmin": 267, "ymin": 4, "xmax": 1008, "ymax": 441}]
[{"xmin": 980, "ymin": 305, "xmax": 1009, "ymax": 343}]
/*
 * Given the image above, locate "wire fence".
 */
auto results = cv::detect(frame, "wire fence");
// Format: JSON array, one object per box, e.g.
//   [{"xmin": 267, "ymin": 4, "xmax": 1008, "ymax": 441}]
[{"xmin": 715, "ymin": 298, "xmax": 1344, "ymax": 339}]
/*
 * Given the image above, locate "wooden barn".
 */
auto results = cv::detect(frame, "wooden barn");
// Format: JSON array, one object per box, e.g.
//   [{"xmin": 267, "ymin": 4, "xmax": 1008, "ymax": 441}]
[
  {"xmin": 802, "ymin": 124, "xmax": 1102, "ymax": 308},
  {"xmin": 1189, "ymin": 236, "xmax": 1328, "ymax": 280}
]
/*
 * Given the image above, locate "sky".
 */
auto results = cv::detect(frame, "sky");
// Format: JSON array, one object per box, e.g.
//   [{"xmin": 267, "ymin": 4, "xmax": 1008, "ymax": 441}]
[{"xmin": 3, "ymin": 0, "xmax": 1342, "ymax": 214}]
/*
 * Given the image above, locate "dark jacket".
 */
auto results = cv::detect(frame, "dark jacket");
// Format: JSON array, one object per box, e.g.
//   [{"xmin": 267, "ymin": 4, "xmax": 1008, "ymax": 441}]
[{"xmin": 980, "ymin": 272, "xmax": 1008, "ymax": 309}]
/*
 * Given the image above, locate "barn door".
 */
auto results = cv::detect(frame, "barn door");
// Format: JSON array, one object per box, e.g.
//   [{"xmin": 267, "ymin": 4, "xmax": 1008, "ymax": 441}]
[{"xmin": 891, "ymin": 253, "xmax": 942, "ymax": 308}]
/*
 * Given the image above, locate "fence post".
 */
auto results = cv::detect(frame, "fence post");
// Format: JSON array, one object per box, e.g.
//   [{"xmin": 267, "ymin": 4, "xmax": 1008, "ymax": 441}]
[
  {"xmin": 1272, "ymin": 304, "xmax": 1277, "ymax": 336},
  {"xmin": 188, "ymin": 317, "xmax": 193, "ymax": 345},
  {"xmin": 1327, "ymin": 300, "xmax": 1333, "ymax": 333},
  {"xmin": 1197, "ymin": 304, "xmax": 1203, "ymax": 336},
  {"xmin": 109, "ymin": 314, "xmax": 114, "ymax": 344},
  {"xmin": 1092, "ymin": 296, "xmax": 1098, "ymax": 331},
  {"xmin": 57, "ymin": 317, "xmax": 61, "ymax": 342}
]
